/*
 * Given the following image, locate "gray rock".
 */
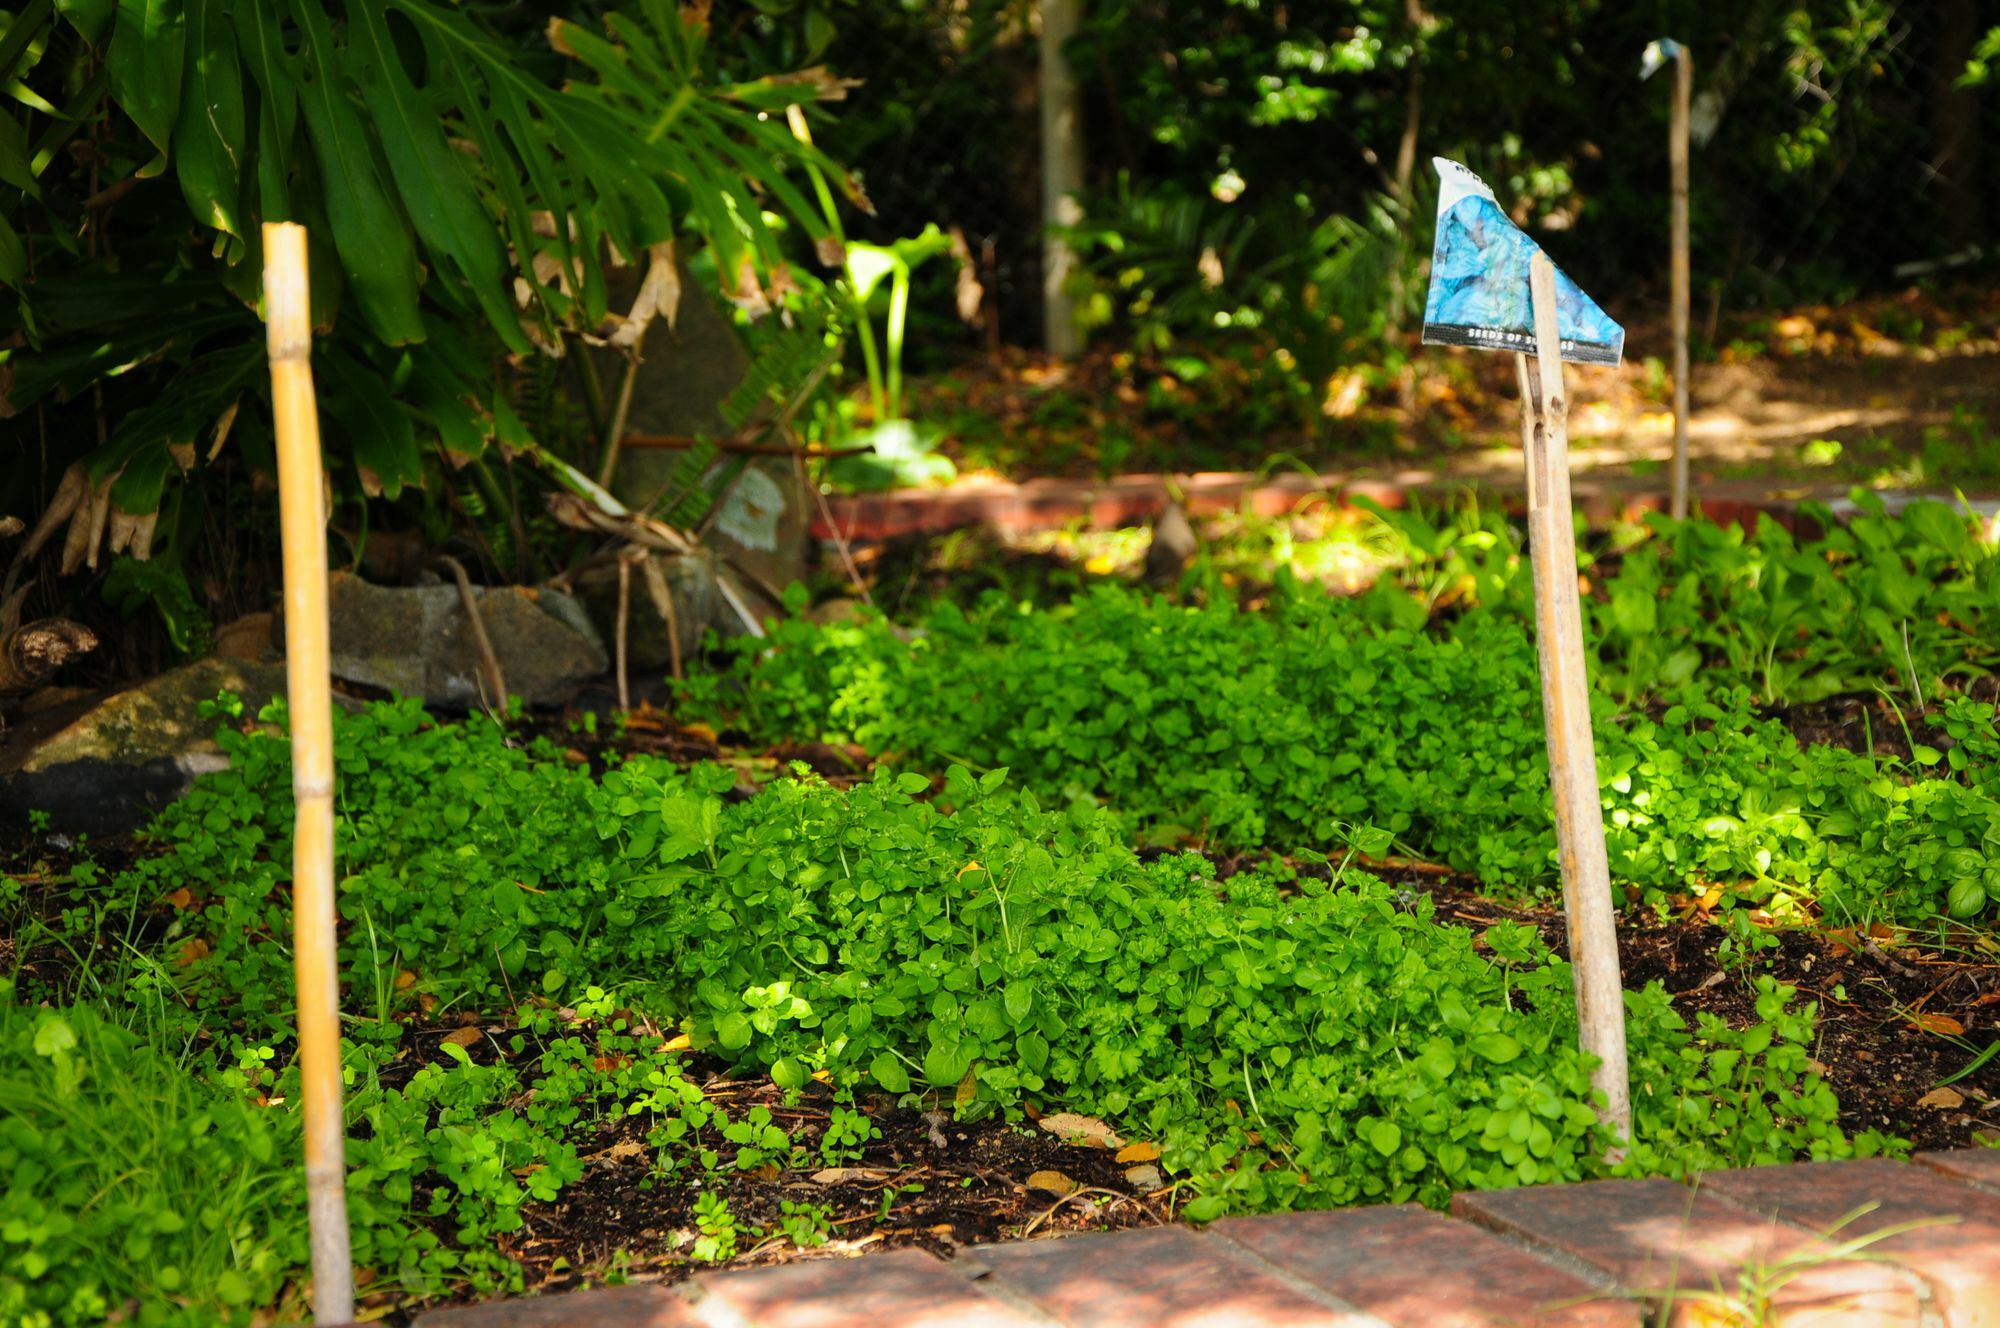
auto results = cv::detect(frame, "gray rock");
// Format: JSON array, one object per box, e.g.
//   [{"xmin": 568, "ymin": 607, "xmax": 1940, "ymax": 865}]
[
  {"xmin": 1144, "ymin": 500, "xmax": 1199, "ymax": 587},
  {"xmin": 703, "ymin": 456, "xmax": 810, "ymax": 610},
  {"xmin": 573, "ymin": 548, "xmax": 744, "ymax": 672},
  {"xmin": 597, "ymin": 258, "xmax": 809, "ymax": 613},
  {"xmin": 1, "ymin": 657, "xmax": 288, "ymax": 835},
  {"xmin": 601, "ymin": 256, "xmax": 750, "ymax": 507},
  {"xmin": 326, "ymin": 573, "xmax": 608, "ymax": 708}
]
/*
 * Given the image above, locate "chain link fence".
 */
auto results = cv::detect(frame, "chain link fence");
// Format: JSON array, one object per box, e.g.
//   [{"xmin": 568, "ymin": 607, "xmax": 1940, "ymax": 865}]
[{"xmin": 818, "ymin": 1, "xmax": 1995, "ymax": 355}]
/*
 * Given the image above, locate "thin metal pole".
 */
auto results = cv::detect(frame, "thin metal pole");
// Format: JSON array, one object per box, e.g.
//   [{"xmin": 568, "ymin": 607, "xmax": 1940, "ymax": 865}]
[
  {"xmin": 263, "ymin": 221, "xmax": 355, "ymax": 1323},
  {"xmin": 1519, "ymin": 250, "xmax": 1632, "ymax": 1158},
  {"xmin": 1668, "ymin": 47, "xmax": 1692, "ymax": 521}
]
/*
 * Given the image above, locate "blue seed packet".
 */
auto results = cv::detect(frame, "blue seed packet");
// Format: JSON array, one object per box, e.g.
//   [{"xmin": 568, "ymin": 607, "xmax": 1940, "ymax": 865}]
[{"xmin": 1421, "ymin": 158, "xmax": 1624, "ymax": 367}]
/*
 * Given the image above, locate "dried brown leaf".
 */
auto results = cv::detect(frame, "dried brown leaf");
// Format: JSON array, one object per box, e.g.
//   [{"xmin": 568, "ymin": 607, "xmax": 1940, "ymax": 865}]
[
  {"xmin": 1037, "ymin": 1112, "xmax": 1124, "ymax": 1150},
  {"xmin": 1912, "ymin": 1012, "xmax": 1966, "ymax": 1036}
]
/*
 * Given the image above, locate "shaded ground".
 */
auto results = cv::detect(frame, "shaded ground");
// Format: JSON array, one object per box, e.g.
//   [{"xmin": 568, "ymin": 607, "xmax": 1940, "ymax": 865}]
[{"xmin": 919, "ymin": 284, "xmax": 2000, "ymax": 500}]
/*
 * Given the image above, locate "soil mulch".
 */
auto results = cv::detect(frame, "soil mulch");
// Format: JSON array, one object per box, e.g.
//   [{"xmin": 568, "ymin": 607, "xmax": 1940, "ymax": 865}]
[{"xmin": 496, "ymin": 1075, "xmax": 1166, "ymax": 1303}]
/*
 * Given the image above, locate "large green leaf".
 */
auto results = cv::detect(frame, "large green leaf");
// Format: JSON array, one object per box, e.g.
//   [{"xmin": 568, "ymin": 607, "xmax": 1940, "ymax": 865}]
[
  {"xmin": 96, "ymin": 344, "xmax": 258, "ymax": 515},
  {"xmin": 0, "ymin": 107, "xmax": 39, "ymax": 197},
  {"xmin": 231, "ymin": 0, "xmax": 294, "ymax": 219},
  {"xmin": 0, "ymin": 1, "xmax": 55, "ymax": 93},
  {"xmin": 172, "ymin": 0, "xmax": 244, "ymax": 252},
  {"xmin": 320, "ymin": 347, "xmax": 422, "ymax": 498},
  {"xmin": 0, "ymin": 211, "xmax": 24, "ymax": 287},
  {"xmin": 53, "ymin": 0, "xmax": 114, "ymax": 46},
  {"xmin": 0, "ymin": 270, "xmax": 242, "ymax": 409},
  {"xmin": 402, "ymin": 341, "xmax": 491, "ymax": 464},
  {"xmin": 347, "ymin": 4, "xmax": 528, "ymax": 354},
  {"xmin": 291, "ymin": 0, "xmax": 425, "ymax": 345},
  {"xmin": 107, "ymin": 0, "xmax": 183, "ymax": 174}
]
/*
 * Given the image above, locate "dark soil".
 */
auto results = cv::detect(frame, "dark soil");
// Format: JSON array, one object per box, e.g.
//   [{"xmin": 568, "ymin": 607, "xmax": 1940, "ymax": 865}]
[
  {"xmin": 1763, "ymin": 691, "xmax": 1968, "ymax": 762},
  {"xmin": 1620, "ymin": 921, "xmax": 2000, "ymax": 1150},
  {"xmin": 495, "ymin": 1074, "xmax": 1167, "ymax": 1304}
]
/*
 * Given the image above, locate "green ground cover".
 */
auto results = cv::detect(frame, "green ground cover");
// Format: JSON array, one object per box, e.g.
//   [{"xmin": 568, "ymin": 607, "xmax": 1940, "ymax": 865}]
[
  {"xmin": 692, "ymin": 497, "xmax": 2000, "ymax": 928},
  {"xmin": 6, "ymin": 691, "xmax": 1892, "ymax": 1324},
  {"xmin": 8, "ymin": 493, "xmax": 1999, "ymax": 1323}
]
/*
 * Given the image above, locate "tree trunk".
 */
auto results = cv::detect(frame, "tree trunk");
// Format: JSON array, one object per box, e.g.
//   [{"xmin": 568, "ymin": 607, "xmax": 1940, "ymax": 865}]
[
  {"xmin": 1384, "ymin": 0, "xmax": 1425, "ymax": 348},
  {"xmin": 1040, "ymin": 0, "xmax": 1085, "ymax": 357},
  {"xmin": 1931, "ymin": 0, "xmax": 1984, "ymax": 254}
]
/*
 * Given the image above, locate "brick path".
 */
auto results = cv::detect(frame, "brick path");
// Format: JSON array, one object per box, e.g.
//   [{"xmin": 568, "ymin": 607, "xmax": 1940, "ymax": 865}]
[
  {"xmin": 414, "ymin": 1150, "xmax": 2000, "ymax": 1327},
  {"xmin": 807, "ymin": 470, "xmax": 1865, "ymax": 544}
]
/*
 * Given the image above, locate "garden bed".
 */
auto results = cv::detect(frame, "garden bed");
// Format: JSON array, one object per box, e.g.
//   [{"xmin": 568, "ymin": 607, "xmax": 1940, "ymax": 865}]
[
  {"xmin": 4, "ymin": 698, "xmax": 1995, "ymax": 1322},
  {"xmin": 9, "ymin": 496, "xmax": 2000, "ymax": 1325}
]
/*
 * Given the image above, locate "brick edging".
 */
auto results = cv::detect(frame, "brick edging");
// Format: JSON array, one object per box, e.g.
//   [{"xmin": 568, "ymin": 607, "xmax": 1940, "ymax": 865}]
[
  {"xmin": 407, "ymin": 1149, "xmax": 2000, "ymax": 1327},
  {"xmin": 805, "ymin": 469, "xmax": 1920, "ymax": 544}
]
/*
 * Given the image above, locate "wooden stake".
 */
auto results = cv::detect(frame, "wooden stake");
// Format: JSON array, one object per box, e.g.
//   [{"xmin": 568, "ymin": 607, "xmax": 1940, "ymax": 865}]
[
  {"xmin": 1518, "ymin": 250, "xmax": 1632, "ymax": 1157},
  {"xmin": 263, "ymin": 222, "xmax": 355, "ymax": 1325},
  {"xmin": 1668, "ymin": 46, "xmax": 1693, "ymax": 521}
]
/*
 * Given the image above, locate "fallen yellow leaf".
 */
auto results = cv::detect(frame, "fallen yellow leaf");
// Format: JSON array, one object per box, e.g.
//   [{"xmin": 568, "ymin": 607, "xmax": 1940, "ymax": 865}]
[
  {"xmin": 1115, "ymin": 1141, "xmax": 1161, "ymax": 1164},
  {"xmin": 1917, "ymin": 1086, "xmax": 1965, "ymax": 1110},
  {"xmin": 1026, "ymin": 1169, "xmax": 1079, "ymax": 1196},
  {"xmin": 683, "ymin": 721, "xmax": 719, "ymax": 744},
  {"xmin": 440, "ymin": 1026, "xmax": 482, "ymax": 1050}
]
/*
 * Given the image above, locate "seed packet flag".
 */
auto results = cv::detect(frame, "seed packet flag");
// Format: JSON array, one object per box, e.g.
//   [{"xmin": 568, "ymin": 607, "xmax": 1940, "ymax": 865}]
[{"xmin": 1422, "ymin": 158, "xmax": 1624, "ymax": 367}]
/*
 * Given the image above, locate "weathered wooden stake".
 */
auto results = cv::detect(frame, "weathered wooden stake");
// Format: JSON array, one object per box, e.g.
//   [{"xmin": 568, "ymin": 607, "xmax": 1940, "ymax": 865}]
[
  {"xmin": 263, "ymin": 221, "xmax": 354, "ymax": 1324},
  {"xmin": 1668, "ymin": 45, "xmax": 1693, "ymax": 521},
  {"xmin": 1518, "ymin": 250, "xmax": 1632, "ymax": 1156}
]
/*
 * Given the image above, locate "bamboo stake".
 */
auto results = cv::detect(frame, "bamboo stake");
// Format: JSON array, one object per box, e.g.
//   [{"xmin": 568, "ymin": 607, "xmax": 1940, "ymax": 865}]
[
  {"xmin": 1668, "ymin": 45, "xmax": 1693, "ymax": 521},
  {"xmin": 615, "ymin": 549, "xmax": 634, "ymax": 711},
  {"xmin": 263, "ymin": 222, "xmax": 355, "ymax": 1324},
  {"xmin": 1518, "ymin": 250, "xmax": 1632, "ymax": 1157}
]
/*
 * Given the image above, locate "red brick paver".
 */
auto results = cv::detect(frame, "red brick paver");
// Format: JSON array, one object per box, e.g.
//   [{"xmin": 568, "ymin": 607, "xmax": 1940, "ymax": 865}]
[
  {"xmin": 1455, "ymin": 1176, "xmax": 1921, "ymax": 1326},
  {"xmin": 1698, "ymin": 1158, "xmax": 2000, "ymax": 1328},
  {"xmin": 413, "ymin": 1284, "xmax": 700, "ymax": 1327},
  {"xmin": 411, "ymin": 1154, "xmax": 2000, "ymax": 1328},
  {"xmin": 690, "ymin": 1247, "xmax": 1045, "ymax": 1328},
  {"xmin": 1217, "ymin": 1203, "xmax": 1638, "ymax": 1328},
  {"xmin": 809, "ymin": 469, "xmax": 1830, "ymax": 543},
  {"xmin": 1922, "ymin": 1149, "xmax": 2000, "ymax": 1196},
  {"xmin": 974, "ymin": 1225, "xmax": 1368, "ymax": 1327}
]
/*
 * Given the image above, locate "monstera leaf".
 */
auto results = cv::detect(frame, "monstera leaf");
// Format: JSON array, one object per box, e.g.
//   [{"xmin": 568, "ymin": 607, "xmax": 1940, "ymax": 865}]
[{"xmin": 0, "ymin": 0, "xmax": 857, "ymax": 564}]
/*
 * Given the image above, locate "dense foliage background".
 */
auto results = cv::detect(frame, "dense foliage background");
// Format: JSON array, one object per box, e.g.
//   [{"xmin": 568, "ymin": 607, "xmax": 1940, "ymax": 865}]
[{"xmin": 821, "ymin": 0, "xmax": 1997, "ymax": 350}]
